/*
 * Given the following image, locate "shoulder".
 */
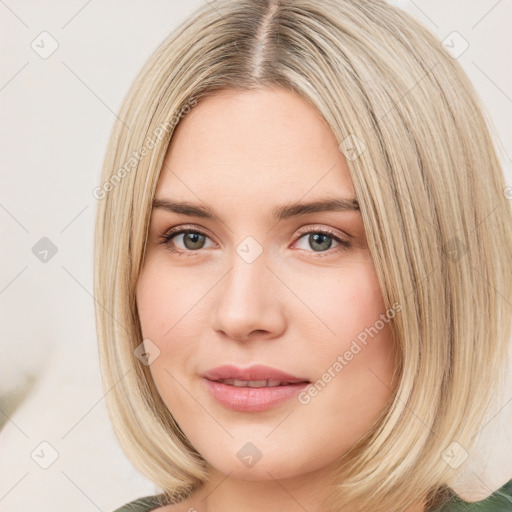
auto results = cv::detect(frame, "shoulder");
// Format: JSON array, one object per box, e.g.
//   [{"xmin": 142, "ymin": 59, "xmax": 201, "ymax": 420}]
[{"xmin": 431, "ymin": 479, "xmax": 512, "ymax": 511}]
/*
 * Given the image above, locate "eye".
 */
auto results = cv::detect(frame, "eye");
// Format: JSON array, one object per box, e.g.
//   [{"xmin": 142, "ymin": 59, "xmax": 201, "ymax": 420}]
[
  {"xmin": 293, "ymin": 228, "xmax": 351, "ymax": 255},
  {"xmin": 159, "ymin": 227, "xmax": 214, "ymax": 256}
]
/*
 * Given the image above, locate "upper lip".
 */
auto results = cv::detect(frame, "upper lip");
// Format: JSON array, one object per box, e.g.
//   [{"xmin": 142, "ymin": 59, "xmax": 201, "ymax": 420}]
[{"xmin": 202, "ymin": 364, "xmax": 310, "ymax": 383}]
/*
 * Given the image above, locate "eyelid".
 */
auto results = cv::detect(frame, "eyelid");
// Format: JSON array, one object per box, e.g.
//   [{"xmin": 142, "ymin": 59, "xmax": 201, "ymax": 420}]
[{"xmin": 293, "ymin": 224, "xmax": 351, "ymax": 241}]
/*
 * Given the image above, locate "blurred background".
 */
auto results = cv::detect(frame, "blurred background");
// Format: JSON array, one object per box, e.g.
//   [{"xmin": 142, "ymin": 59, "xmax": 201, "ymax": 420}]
[{"xmin": 0, "ymin": 0, "xmax": 511, "ymax": 510}]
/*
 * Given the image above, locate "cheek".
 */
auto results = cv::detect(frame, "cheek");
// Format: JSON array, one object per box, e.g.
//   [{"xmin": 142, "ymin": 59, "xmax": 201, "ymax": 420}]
[
  {"xmin": 136, "ymin": 271, "xmax": 188, "ymax": 423},
  {"xmin": 287, "ymin": 257, "xmax": 387, "ymax": 342},
  {"xmin": 296, "ymin": 259, "xmax": 396, "ymax": 402},
  {"xmin": 328, "ymin": 261, "xmax": 396, "ymax": 368},
  {"xmin": 136, "ymin": 264, "xmax": 167, "ymax": 336},
  {"xmin": 136, "ymin": 259, "xmax": 206, "ymax": 339},
  {"xmin": 135, "ymin": 262, "xmax": 206, "ymax": 402}
]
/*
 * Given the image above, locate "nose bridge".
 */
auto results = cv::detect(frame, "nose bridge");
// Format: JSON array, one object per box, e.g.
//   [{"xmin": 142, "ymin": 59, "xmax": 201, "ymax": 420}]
[
  {"xmin": 223, "ymin": 247, "xmax": 270, "ymax": 314},
  {"xmin": 212, "ymin": 241, "xmax": 285, "ymax": 341},
  {"xmin": 225, "ymin": 233, "xmax": 271, "ymax": 301},
  {"xmin": 231, "ymin": 244, "xmax": 269, "ymax": 295}
]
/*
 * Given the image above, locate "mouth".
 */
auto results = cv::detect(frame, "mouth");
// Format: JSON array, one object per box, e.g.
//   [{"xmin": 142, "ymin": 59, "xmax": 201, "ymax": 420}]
[
  {"xmin": 202, "ymin": 363, "xmax": 309, "ymax": 383},
  {"xmin": 202, "ymin": 364, "xmax": 310, "ymax": 412},
  {"xmin": 212, "ymin": 378, "xmax": 307, "ymax": 387}
]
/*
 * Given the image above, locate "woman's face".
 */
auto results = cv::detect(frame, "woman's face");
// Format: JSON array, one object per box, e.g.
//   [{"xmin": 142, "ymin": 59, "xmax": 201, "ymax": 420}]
[{"xmin": 136, "ymin": 87, "xmax": 397, "ymax": 481}]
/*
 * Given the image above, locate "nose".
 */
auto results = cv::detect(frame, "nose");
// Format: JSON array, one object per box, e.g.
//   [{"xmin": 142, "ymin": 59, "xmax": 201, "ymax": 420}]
[{"xmin": 211, "ymin": 250, "xmax": 287, "ymax": 343}]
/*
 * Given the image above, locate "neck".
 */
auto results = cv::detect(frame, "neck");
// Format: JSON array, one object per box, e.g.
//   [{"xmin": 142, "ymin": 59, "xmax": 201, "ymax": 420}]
[{"xmin": 179, "ymin": 464, "xmax": 427, "ymax": 512}]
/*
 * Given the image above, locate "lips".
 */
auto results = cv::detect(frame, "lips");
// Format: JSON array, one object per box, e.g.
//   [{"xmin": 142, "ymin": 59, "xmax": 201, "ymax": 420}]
[
  {"xmin": 202, "ymin": 364, "xmax": 310, "ymax": 385},
  {"xmin": 202, "ymin": 364, "xmax": 310, "ymax": 412}
]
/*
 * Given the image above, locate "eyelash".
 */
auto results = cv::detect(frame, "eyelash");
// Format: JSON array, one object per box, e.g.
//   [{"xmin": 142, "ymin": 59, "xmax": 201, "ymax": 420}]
[{"xmin": 158, "ymin": 225, "xmax": 351, "ymax": 258}]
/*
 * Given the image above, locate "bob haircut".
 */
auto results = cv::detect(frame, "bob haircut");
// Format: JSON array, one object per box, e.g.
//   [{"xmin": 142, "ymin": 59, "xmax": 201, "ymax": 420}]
[{"xmin": 93, "ymin": 0, "xmax": 512, "ymax": 510}]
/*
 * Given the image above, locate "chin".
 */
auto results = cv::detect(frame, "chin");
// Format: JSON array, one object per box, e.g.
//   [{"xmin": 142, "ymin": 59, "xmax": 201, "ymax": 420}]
[{"xmin": 202, "ymin": 446, "xmax": 315, "ymax": 482}]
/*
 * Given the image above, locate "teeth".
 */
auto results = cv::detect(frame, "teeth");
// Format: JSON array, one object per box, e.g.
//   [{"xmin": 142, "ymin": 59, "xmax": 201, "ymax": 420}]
[
  {"xmin": 246, "ymin": 380, "xmax": 268, "ymax": 387},
  {"xmin": 217, "ymin": 379, "xmax": 291, "ymax": 387}
]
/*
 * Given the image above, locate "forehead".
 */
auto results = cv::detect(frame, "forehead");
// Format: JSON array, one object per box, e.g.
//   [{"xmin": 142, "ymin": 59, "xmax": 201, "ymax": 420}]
[{"xmin": 156, "ymin": 87, "xmax": 355, "ymax": 208}]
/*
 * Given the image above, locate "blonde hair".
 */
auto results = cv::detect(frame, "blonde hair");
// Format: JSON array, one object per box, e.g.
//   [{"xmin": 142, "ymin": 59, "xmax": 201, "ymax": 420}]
[{"xmin": 93, "ymin": 0, "xmax": 512, "ymax": 510}]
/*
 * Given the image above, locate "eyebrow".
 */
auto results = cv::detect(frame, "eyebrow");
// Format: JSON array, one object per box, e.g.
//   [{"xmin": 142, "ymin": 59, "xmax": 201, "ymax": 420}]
[{"xmin": 152, "ymin": 197, "xmax": 360, "ymax": 221}]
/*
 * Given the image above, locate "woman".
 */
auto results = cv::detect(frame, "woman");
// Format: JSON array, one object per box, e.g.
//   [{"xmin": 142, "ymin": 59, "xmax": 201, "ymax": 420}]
[{"xmin": 93, "ymin": 1, "xmax": 512, "ymax": 510}]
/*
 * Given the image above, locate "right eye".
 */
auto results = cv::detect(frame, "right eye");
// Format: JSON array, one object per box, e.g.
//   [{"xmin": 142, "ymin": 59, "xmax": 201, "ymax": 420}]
[{"xmin": 159, "ymin": 227, "xmax": 215, "ymax": 256}]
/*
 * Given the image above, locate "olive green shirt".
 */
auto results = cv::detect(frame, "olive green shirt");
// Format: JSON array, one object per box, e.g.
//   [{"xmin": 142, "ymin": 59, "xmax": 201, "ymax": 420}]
[{"xmin": 112, "ymin": 479, "xmax": 512, "ymax": 511}]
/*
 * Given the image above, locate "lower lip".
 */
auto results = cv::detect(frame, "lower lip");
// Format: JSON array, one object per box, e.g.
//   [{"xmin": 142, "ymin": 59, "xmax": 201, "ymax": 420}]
[{"xmin": 204, "ymin": 379, "xmax": 309, "ymax": 412}]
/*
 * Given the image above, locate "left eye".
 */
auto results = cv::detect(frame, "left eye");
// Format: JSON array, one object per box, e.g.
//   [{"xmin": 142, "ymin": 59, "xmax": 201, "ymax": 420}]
[
  {"xmin": 294, "ymin": 230, "xmax": 350, "ymax": 253},
  {"xmin": 159, "ymin": 228, "xmax": 351, "ymax": 256}
]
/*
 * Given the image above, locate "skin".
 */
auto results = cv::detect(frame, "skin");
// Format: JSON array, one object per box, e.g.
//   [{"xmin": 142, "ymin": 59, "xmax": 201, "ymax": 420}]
[{"xmin": 135, "ymin": 87, "xmax": 426, "ymax": 511}]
